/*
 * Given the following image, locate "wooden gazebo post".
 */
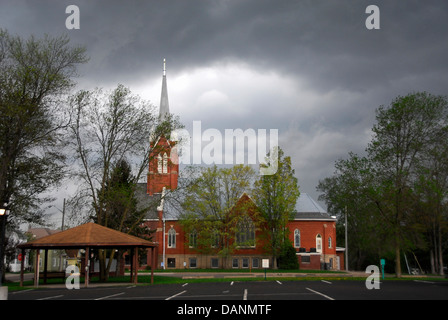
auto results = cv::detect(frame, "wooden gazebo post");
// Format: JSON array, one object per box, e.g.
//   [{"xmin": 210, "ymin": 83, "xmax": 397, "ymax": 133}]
[
  {"xmin": 43, "ymin": 249, "xmax": 48, "ymax": 284},
  {"xmin": 19, "ymin": 248, "xmax": 25, "ymax": 287},
  {"xmin": 133, "ymin": 247, "xmax": 139, "ymax": 285},
  {"xmin": 34, "ymin": 249, "xmax": 40, "ymax": 287},
  {"xmin": 151, "ymin": 246, "xmax": 156, "ymax": 284},
  {"xmin": 84, "ymin": 247, "xmax": 90, "ymax": 287}
]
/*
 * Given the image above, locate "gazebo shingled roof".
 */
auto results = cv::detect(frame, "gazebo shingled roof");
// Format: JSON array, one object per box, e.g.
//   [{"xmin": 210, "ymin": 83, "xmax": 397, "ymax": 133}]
[
  {"xmin": 17, "ymin": 222, "xmax": 158, "ymax": 287},
  {"xmin": 18, "ymin": 222, "xmax": 157, "ymax": 249}
]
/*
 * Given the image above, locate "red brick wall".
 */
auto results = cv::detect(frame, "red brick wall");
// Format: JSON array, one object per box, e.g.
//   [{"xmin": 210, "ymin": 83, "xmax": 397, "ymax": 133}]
[
  {"xmin": 147, "ymin": 137, "xmax": 178, "ymax": 195},
  {"xmin": 139, "ymin": 218, "xmax": 338, "ymax": 270},
  {"xmin": 286, "ymin": 220, "xmax": 336, "ymax": 256},
  {"xmin": 297, "ymin": 254, "xmax": 321, "ymax": 270}
]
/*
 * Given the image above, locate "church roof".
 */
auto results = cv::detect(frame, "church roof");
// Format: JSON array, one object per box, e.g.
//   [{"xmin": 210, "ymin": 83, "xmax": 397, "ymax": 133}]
[
  {"xmin": 293, "ymin": 193, "xmax": 335, "ymax": 221},
  {"xmin": 136, "ymin": 183, "xmax": 181, "ymax": 221},
  {"xmin": 135, "ymin": 182, "xmax": 161, "ymax": 220}
]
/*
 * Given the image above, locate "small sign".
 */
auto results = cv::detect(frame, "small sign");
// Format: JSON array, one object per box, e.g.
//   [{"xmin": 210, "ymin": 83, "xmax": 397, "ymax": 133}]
[{"xmin": 262, "ymin": 259, "xmax": 269, "ymax": 269}]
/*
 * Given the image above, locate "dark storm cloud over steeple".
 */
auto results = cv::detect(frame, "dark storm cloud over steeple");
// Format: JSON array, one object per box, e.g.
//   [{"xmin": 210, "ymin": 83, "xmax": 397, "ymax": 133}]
[{"xmin": 1, "ymin": 0, "xmax": 447, "ymax": 208}]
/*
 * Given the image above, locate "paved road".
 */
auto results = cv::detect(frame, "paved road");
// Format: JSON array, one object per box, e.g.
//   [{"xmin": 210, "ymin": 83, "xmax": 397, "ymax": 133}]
[{"xmin": 8, "ymin": 279, "xmax": 448, "ymax": 301}]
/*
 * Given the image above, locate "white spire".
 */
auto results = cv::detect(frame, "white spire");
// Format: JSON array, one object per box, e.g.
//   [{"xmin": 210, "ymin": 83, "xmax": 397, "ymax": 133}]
[{"xmin": 159, "ymin": 58, "xmax": 169, "ymax": 121}]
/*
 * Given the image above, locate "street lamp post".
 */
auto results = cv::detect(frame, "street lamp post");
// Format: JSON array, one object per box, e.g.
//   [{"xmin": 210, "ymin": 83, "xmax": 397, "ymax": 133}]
[{"xmin": 0, "ymin": 205, "xmax": 10, "ymax": 287}]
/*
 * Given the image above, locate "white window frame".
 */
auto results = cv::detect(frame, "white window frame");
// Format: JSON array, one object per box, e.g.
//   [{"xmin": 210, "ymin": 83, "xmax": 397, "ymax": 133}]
[
  {"xmin": 162, "ymin": 153, "xmax": 168, "ymax": 173},
  {"xmin": 189, "ymin": 230, "xmax": 197, "ymax": 248},
  {"xmin": 316, "ymin": 234, "xmax": 322, "ymax": 253},
  {"xmin": 157, "ymin": 154, "xmax": 163, "ymax": 173},
  {"xmin": 294, "ymin": 229, "xmax": 301, "ymax": 248},
  {"xmin": 168, "ymin": 228, "xmax": 176, "ymax": 248}
]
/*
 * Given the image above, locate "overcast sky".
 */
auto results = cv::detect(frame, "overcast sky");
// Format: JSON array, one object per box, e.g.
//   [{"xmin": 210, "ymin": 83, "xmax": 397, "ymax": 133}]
[{"xmin": 1, "ymin": 0, "xmax": 448, "ymax": 225}]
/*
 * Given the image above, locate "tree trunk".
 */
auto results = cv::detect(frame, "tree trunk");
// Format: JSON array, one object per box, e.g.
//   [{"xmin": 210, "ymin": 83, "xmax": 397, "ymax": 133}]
[
  {"xmin": 438, "ymin": 225, "xmax": 444, "ymax": 276},
  {"xmin": 430, "ymin": 249, "xmax": 436, "ymax": 275},
  {"xmin": 395, "ymin": 244, "xmax": 401, "ymax": 278}
]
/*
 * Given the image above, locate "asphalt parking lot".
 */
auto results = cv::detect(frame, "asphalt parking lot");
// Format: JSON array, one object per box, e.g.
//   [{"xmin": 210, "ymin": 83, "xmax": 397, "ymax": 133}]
[{"xmin": 8, "ymin": 279, "xmax": 448, "ymax": 301}]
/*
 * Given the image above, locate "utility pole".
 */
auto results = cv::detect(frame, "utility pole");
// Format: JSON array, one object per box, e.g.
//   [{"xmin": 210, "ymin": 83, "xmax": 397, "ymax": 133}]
[
  {"xmin": 59, "ymin": 198, "xmax": 66, "ymax": 272},
  {"xmin": 61, "ymin": 198, "xmax": 65, "ymax": 231},
  {"xmin": 345, "ymin": 206, "xmax": 348, "ymax": 271}
]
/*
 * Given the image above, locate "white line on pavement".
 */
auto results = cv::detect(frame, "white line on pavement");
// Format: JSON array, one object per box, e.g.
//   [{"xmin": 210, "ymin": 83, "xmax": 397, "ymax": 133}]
[
  {"xmin": 95, "ymin": 292, "xmax": 125, "ymax": 300},
  {"xmin": 243, "ymin": 289, "xmax": 248, "ymax": 300},
  {"xmin": 166, "ymin": 290, "xmax": 187, "ymax": 300},
  {"xmin": 37, "ymin": 295, "xmax": 64, "ymax": 300},
  {"xmin": 12, "ymin": 289, "xmax": 34, "ymax": 294},
  {"xmin": 321, "ymin": 280, "xmax": 332, "ymax": 284},
  {"xmin": 414, "ymin": 280, "xmax": 436, "ymax": 284},
  {"xmin": 306, "ymin": 287, "xmax": 335, "ymax": 300}
]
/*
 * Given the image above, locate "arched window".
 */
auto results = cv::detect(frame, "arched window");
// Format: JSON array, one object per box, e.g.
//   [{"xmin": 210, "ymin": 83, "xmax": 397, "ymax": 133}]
[
  {"xmin": 168, "ymin": 227, "xmax": 176, "ymax": 248},
  {"xmin": 294, "ymin": 229, "xmax": 301, "ymax": 248},
  {"xmin": 157, "ymin": 154, "xmax": 163, "ymax": 173},
  {"xmin": 189, "ymin": 230, "xmax": 197, "ymax": 248},
  {"xmin": 316, "ymin": 234, "xmax": 322, "ymax": 253},
  {"xmin": 211, "ymin": 230, "xmax": 220, "ymax": 248},
  {"xmin": 236, "ymin": 216, "xmax": 255, "ymax": 248},
  {"xmin": 162, "ymin": 153, "xmax": 168, "ymax": 173}
]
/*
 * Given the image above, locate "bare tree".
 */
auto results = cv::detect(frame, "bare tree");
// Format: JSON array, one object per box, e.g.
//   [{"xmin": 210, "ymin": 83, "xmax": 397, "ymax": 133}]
[{"xmin": 68, "ymin": 84, "xmax": 181, "ymax": 281}]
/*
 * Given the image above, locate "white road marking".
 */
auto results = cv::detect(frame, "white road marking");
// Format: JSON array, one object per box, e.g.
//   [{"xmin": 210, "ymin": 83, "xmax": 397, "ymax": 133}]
[
  {"xmin": 166, "ymin": 290, "xmax": 187, "ymax": 300},
  {"xmin": 12, "ymin": 289, "xmax": 34, "ymax": 294},
  {"xmin": 182, "ymin": 283, "xmax": 189, "ymax": 287},
  {"xmin": 243, "ymin": 289, "xmax": 248, "ymax": 300},
  {"xmin": 95, "ymin": 292, "xmax": 125, "ymax": 300},
  {"xmin": 276, "ymin": 280, "xmax": 282, "ymax": 285},
  {"xmin": 306, "ymin": 287, "xmax": 335, "ymax": 300},
  {"xmin": 37, "ymin": 295, "xmax": 64, "ymax": 300},
  {"xmin": 321, "ymin": 280, "xmax": 332, "ymax": 284},
  {"xmin": 414, "ymin": 280, "xmax": 435, "ymax": 284}
]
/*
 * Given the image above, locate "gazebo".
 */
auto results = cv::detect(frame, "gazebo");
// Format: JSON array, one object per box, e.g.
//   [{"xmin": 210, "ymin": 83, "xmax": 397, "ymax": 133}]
[{"xmin": 17, "ymin": 222, "xmax": 158, "ymax": 287}]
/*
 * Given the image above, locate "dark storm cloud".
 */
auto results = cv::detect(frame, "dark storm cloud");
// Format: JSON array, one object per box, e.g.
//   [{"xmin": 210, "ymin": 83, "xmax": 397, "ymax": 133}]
[
  {"xmin": 1, "ymin": 0, "xmax": 448, "ymax": 210},
  {"xmin": 2, "ymin": 0, "xmax": 447, "ymax": 93}
]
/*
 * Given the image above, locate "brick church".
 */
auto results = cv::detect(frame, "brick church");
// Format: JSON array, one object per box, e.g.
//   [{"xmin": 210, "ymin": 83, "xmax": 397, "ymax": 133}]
[{"xmin": 129, "ymin": 61, "xmax": 345, "ymax": 271}]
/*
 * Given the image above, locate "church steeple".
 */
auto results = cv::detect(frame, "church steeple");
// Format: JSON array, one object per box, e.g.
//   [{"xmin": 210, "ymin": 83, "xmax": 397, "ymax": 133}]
[
  {"xmin": 147, "ymin": 59, "xmax": 178, "ymax": 196},
  {"xmin": 159, "ymin": 58, "xmax": 169, "ymax": 121}
]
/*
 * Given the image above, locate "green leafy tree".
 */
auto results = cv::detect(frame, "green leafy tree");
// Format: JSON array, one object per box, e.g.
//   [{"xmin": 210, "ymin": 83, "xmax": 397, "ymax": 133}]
[
  {"xmin": 0, "ymin": 30, "xmax": 87, "ymax": 226},
  {"xmin": 317, "ymin": 153, "xmax": 392, "ymax": 270},
  {"xmin": 0, "ymin": 30, "xmax": 87, "ymax": 282},
  {"xmin": 318, "ymin": 92, "xmax": 448, "ymax": 276},
  {"xmin": 252, "ymin": 147, "xmax": 300, "ymax": 269},
  {"xmin": 178, "ymin": 164, "xmax": 256, "ymax": 267},
  {"xmin": 367, "ymin": 92, "xmax": 448, "ymax": 277},
  {"xmin": 277, "ymin": 239, "xmax": 300, "ymax": 270}
]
